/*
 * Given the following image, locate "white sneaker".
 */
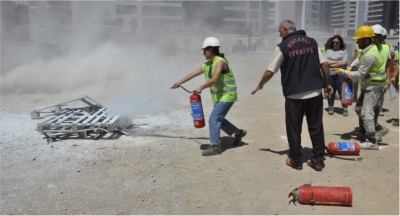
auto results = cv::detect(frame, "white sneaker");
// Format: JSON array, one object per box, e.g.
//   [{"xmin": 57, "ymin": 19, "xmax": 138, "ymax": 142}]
[
  {"xmin": 359, "ymin": 142, "xmax": 379, "ymax": 150},
  {"xmin": 375, "ymin": 126, "xmax": 389, "ymax": 143}
]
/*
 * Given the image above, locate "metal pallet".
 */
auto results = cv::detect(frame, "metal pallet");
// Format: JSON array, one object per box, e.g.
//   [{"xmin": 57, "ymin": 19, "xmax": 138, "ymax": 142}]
[{"xmin": 31, "ymin": 96, "xmax": 131, "ymax": 142}]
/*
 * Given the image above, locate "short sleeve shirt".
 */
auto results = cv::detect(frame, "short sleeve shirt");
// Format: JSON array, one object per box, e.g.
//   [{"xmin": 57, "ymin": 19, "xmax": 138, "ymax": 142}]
[{"xmin": 324, "ymin": 49, "xmax": 348, "ymax": 75}]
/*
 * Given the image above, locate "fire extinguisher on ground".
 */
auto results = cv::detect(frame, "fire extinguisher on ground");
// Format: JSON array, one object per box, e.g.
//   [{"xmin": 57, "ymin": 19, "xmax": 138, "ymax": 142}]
[
  {"xmin": 288, "ymin": 183, "xmax": 353, "ymax": 206},
  {"xmin": 326, "ymin": 142, "xmax": 360, "ymax": 155}
]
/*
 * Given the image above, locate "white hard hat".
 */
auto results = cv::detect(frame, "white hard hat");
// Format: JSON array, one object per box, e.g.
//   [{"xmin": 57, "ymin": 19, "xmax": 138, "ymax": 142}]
[
  {"xmin": 201, "ymin": 37, "xmax": 220, "ymax": 49},
  {"xmin": 382, "ymin": 28, "xmax": 387, "ymax": 36},
  {"xmin": 371, "ymin": 24, "xmax": 385, "ymax": 35}
]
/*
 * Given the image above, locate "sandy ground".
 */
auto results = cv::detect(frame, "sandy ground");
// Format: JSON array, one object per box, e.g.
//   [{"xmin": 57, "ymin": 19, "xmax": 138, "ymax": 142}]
[{"xmin": 1, "ymin": 54, "xmax": 399, "ymax": 215}]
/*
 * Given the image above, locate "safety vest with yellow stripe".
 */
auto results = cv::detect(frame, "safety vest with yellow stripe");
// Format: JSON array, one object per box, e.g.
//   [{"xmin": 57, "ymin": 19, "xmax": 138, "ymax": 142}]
[
  {"xmin": 202, "ymin": 56, "xmax": 237, "ymax": 105},
  {"xmin": 360, "ymin": 44, "xmax": 387, "ymax": 87}
]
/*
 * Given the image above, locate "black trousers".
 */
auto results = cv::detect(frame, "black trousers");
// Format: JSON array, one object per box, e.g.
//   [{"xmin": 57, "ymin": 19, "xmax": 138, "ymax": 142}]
[{"xmin": 285, "ymin": 94, "xmax": 325, "ymax": 165}]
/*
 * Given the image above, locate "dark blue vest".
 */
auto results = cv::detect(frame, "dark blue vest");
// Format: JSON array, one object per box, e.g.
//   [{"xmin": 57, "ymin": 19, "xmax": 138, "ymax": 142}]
[{"xmin": 277, "ymin": 31, "xmax": 324, "ymax": 97}]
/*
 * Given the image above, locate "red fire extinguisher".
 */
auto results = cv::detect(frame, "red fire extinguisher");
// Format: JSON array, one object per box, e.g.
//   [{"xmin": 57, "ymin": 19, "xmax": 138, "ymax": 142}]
[
  {"xmin": 327, "ymin": 142, "xmax": 360, "ymax": 155},
  {"xmin": 288, "ymin": 184, "xmax": 353, "ymax": 206},
  {"xmin": 341, "ymin": 76, "xmax": 353, "ymax": 106},
  {"xmin": 190, "ymin": 93, "xmax": 205, "ymax": 128}
]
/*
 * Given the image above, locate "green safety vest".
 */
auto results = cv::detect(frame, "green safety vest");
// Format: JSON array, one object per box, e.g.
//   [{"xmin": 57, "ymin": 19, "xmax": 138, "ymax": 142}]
[
  {"xmin": 395, "ymin": 50, "xmax": 399, "ymax": 61},
  {"xmin": 321, "ymin": 47, "xmax": 326, "ymax": 56},
  {"xmin": 202, "ymin": 56, "xmax": 237, "ymax": 105},
  {"xmin": 359, "ymin": 44, "xmax": 387, "ymax": 87},
  {"xmin": 356, "ymin": 44, "xmax": 361, "ymax": 56}
]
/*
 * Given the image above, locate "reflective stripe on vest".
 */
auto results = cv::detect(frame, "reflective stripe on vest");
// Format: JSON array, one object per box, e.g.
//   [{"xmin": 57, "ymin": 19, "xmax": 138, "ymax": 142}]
[
  {"xmin": 367, "ymin": 71, "xmax": 386, "ymax": 78},
  {"xmin": 213, "ymin": 79, "xmax": 236, "ymax": 87},
  {"xmin": 210, "ymin": 86, "xmax": 237, "ymax": 95}
]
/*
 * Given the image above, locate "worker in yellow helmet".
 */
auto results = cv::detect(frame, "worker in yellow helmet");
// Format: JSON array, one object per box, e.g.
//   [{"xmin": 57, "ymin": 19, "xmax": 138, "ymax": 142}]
[{"xmin": 334, "ymin": 26, "xmax": 389, "ymax": 150}]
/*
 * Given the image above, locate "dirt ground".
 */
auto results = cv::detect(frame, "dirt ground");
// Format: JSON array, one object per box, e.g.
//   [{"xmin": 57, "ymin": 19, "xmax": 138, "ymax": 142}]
[{"xmin": 1, "ymin": 53, "xmax": 399, "ymax": 215}]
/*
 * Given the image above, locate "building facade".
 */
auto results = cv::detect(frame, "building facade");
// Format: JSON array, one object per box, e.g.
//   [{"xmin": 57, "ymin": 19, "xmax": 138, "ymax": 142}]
[
  {"xmin": 365, "ymin": 0, "xmax": 399, "ymax": 34},
  {"xmin": 331, "ymin": 0, "xmax": 365, "ymax": 37},
  {"xmin": 24, "ymin": 1, "xmax": 73, "ymax": 41}
]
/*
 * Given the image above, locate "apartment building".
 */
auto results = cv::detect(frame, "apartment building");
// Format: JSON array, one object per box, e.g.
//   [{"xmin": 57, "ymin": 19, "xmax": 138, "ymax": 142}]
[
  {"xmin": 221, "ymin": 1, "xmax": 263, "ymax": 36},
  {"xmin": 318, "ymin": 0, "xmax": 332, "ymax": 32},
  {"xmin": 25, "ymin": 1, "xmax": 73, "ymax": 41},
  {"xmin": 109, "ymin": 1, "xmax": 182, "ymax": 34},
  {"xmin": 1, "ymin": 1, "xmax": 30, "ymax": 40},
  {"xmin": 365, "ymin": 0, "xmax": 399, "ymax": 34},
  {"xmin": 331, "ymin": 0, "xmax": 365, "ymax": 37}
]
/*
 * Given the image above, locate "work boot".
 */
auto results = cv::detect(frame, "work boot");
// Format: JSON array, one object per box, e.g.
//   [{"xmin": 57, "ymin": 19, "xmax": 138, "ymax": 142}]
[
  {"xmin": 359, "ymin": 141, "xmax": 379, "ymax": 150},
  {"xmin": 286, "ymin": 158, "xmax": 303, "ymax": 170},
  {"xmin": 375, "ymin": 126, "xmax": 389, "ymax": 143},
  {"xmin": 357, "ymin": 134, "xmax": 366, "ymax": 142},
  {"xmin": 379, "ymin": 108, "xmax": 384, "ymax": 116},
  {"xmin": 233, "ymin": 129, "xmax": 247, "ymax": 145},
  {"xmin": 202, "ymin": 145, "xmax": 222, "ymax": 156},
  {"xmin": 343, "ymin": 109, "xmax": 348, "ymax": 117},
  {"xmin": 328, "ymin": 106, "xmax": 334, "ymax": 115},
  {"xmin": 307, "ymin": 160, "xmax": 325, "ymax": 171}
]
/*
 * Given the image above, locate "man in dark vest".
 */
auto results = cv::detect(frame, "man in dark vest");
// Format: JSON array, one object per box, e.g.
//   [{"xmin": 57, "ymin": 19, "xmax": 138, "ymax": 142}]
[{"xmin": 251, "ymin": 20, "xmax": 333, "ymax": 171}]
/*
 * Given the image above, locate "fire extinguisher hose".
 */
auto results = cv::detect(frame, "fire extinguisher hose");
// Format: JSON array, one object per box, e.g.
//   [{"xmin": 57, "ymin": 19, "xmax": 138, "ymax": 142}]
[{"xmin": 171, "ymin": 85, "xmax": 193, "ymax": 94}]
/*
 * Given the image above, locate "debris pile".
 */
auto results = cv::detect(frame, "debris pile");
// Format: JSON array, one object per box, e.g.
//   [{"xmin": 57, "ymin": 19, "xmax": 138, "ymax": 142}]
[{"xmin": 30, "ymin": 96, "xmax": 131, "ymax": 142}]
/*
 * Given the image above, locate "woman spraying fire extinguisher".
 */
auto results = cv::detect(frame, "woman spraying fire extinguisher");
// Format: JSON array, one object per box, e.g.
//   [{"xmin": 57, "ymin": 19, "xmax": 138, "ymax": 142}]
[{"xmin": 171, "ymin": 37, "xmax": 247, "ymax": 156}]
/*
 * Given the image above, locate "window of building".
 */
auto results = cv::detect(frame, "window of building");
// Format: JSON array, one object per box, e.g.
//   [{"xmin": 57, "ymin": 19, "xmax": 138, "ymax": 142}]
[
  {"xmin": 142, "ymin": 6, "xmax": 181, "ymax": 16},
  {"xmin": 311, "ymin": 12, "xmax": 318, "ymax": 19},
  {"xmin": 311, "ymin": 4, "xmax": 318, "ymax": 11},
  {"xmin": 224, "ymin": 10, "xmax": 246, "ymax": 19},
  {"xmin": 269, "ymin": 11, "xmax": 275, "ymax": 17},
  {"xmin": 225, "ymin": 1, "xmax": 247, "ymax": 7},
  {"xmin": 250, "ymin": 11, "xmax": 259, "ymax": 20},
  {"xmin": 269, "ymin": 2, "xmax": 275, "ymax": 9},
  {"xmin": 249, "ymin": 1, "xmax": 259, "ymax": 9},
  {"xmin": 269, "ymin": 19, "xmax": 274, "ymax": 25},
  {"xmin": 116, "ymin": 5, "xmax": 137, "ymax": 15},
  {"xmin": 47, "ymin": 1, "xmax": 71, "ymax": 7}
]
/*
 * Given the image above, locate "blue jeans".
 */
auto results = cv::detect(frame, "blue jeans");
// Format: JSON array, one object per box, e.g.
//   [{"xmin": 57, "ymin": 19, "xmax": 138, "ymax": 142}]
[
  {"xmin": 327, "ymin": 74, "xmax": 347, "ymax": 108},
  {"xmin": 209, "ymin": 101, "xmax": 238, "ymax": 144}
]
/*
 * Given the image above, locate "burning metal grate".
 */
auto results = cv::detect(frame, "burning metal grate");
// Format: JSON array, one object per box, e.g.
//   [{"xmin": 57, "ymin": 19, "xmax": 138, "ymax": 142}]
[{"xmin": 30, "ymin": 96, "xmax": 131, "ymax": 142}]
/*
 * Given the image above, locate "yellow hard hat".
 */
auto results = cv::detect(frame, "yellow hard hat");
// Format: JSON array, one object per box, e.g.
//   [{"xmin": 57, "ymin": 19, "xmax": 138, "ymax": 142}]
[{"xmin": 353, "ymin": 26, "xmax": 375, "ymax": 40}]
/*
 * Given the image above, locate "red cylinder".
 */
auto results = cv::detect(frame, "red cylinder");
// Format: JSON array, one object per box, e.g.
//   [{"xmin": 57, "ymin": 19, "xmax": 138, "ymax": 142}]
[
  {"xmin": 295, "ymin": 185, "xmax": 352, "ymax": 206},
  {"xmin": 327, "ymin": 142, "xmax": 360, "ymax": 155},
  {"xmin": 341, "ymin": 76, "xmax": 353, "ymax": 106},
  {"xmin": 190, "ymin": 93, "xmax": 205, "ymax": 128}
]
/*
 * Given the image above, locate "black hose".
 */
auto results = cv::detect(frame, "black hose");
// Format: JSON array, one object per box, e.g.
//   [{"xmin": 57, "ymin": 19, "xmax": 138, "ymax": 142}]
[{"xmin": 171, "ymin": 85, "xmax": 192, "ymax": 94}]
